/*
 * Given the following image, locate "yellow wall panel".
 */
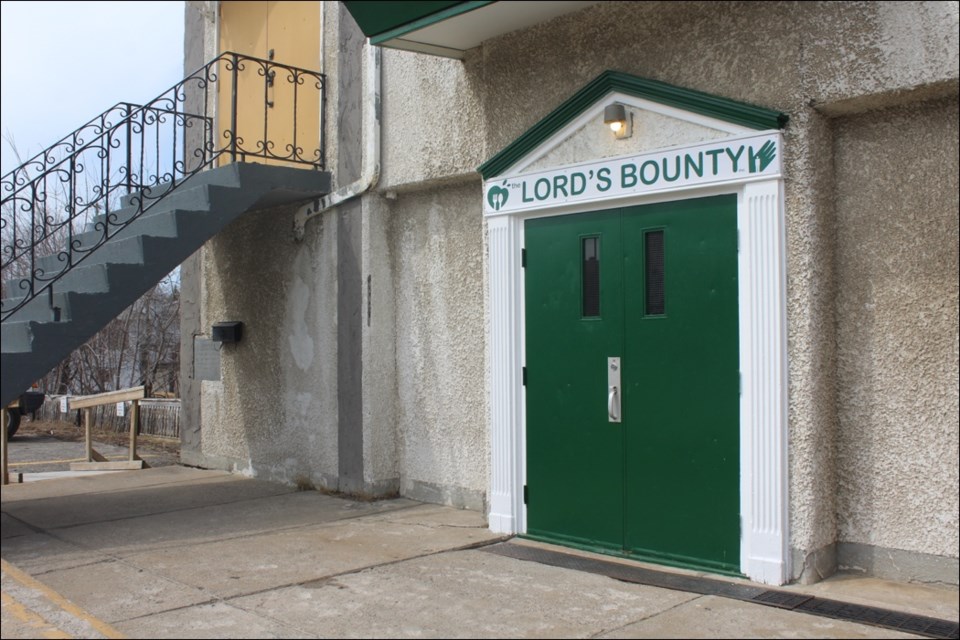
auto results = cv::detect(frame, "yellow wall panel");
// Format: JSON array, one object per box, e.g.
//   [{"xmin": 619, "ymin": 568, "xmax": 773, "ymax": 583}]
[{"xmin": 218, "ymin": 1, "xmax": 322, "ymax": 167}]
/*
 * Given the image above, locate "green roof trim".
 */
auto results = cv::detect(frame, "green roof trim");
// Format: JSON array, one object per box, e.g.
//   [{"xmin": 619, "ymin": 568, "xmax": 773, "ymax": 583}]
[
  {"xmin": 370, "ymin": 1, "xmax": 494, "ymax": 45},
  {"xmin": 478, "ymin": 71, "xmax": 789, "ymax": 180},
  {"xmin": 343, "ymin": 1, "xmax": 494, "ymax": 44}
]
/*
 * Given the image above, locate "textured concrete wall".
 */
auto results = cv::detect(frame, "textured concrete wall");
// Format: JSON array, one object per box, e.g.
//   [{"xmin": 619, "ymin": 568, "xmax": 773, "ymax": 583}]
[
  {"xmin": 361, "ymin": 194, "xmax": 399, "ymax": 494},
  {"xmin": 782, "ymin": 106, "xmax": 841, "ymax": 583},
  {"xmin": 335, "ymin": 2, "xmax": 366, "ymax": 493},
  {"xmin": 188, "ymin": 1, "xmax": 960, "ymax": 583},
  {"xmin": 472, "ymin": 1, "xmax": 958, "ymax": 160},
  {"xmin": 389, "ymin": 182, "xmax": 488, "ymax": 510},
  {"xmin": 378, "ymin": 49, "xmax": 485, "ymax": 190},
  {"xmin": 834, "ymin": 97, "xmax": 959, "ymax": 561},
  {"xmin": 199, "ymin": 204, "xmax": 340, "ymax": 487},
  {"xmin": 801, "ymin": 1, "xmax": 960, "ymax": 115},
  {"xmin": 374, "ymin": 0, "xmax": 957, "ymax": 555}
]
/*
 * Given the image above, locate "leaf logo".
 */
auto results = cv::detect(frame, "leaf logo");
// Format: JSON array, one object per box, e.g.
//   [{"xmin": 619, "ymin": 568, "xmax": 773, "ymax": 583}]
[{"xmin": 487, "ymin": 183, "xmax": 509, "ymax": 211}]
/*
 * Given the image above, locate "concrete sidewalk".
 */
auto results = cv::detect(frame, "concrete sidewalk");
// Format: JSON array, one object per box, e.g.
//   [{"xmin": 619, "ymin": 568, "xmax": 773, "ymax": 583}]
[{"xmin": 2, "ymin": 466, "xmax": 957, "ymax": 639}]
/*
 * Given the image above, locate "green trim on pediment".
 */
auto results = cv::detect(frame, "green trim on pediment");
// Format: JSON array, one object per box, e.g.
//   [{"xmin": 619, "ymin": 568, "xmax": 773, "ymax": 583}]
[{"xmin": 478, "ymin": 71, "xmax": 789, "ymax": 180}]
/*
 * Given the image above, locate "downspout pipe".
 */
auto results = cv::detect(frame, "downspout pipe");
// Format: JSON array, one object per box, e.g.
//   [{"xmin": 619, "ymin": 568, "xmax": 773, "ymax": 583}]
[{"xmin": 294, "ymin": 43, "xmax": 381, "ymax": 240}]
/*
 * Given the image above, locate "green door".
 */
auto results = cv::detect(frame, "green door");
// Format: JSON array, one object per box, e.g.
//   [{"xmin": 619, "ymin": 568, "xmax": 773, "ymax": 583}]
[{"xmin": 524, "ymin": 194, "xmax": 740, "ymax": 573}]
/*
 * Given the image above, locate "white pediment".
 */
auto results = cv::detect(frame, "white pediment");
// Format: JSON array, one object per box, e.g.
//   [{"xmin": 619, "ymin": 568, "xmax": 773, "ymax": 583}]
[{"xmin": 508, "ymin": 92, "xmax": 753, "ymax": 177}]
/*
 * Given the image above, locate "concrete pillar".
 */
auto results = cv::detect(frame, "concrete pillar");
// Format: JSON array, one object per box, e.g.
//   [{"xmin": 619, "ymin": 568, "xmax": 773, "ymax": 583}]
[
  {"xmin": 335, "ymin": 2, "xmax": 369, "ymax": 494},
  {"xmin": 180, "ymin": 1, "xmax": 218, "ymax": 464},
  {"xmin": 783, "ymin": 107, "xmax": 840, "ymax": 583},
  {"xmin": 361, "ymin": 194, "xmax": 398, "ymax": 495}
]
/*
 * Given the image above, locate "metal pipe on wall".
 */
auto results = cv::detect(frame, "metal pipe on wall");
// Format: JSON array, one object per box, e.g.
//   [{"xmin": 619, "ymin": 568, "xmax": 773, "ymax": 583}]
[{"xmin": 294, "ymin": 42, "xmax": 380, "ymax": 240}]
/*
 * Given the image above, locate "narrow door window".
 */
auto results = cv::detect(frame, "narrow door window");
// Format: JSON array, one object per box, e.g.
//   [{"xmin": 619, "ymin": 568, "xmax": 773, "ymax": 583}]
[
  {"xmin": 645, "ymin": 230, "xmax": 665, "ymax": 316},
  {"xmin": 582, "ymin": 236, "xmax": 601, "ymax": 317}
]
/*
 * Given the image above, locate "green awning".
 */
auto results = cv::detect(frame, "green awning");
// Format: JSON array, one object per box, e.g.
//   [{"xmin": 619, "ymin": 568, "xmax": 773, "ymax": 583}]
[{"xmin": 342, "ymin": 1, "xmax": 599, "ymax": 59}]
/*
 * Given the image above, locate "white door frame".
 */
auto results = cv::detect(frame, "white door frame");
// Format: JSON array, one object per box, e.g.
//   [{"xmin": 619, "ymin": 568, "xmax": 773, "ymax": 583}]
[{"xmin": 484, "ymin": 137, "xmax": 790, "ymax": 585}]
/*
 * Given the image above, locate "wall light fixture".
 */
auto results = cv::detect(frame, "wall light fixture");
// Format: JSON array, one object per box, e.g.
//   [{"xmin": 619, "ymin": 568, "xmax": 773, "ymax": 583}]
[{"xmin": 603, "ymin": 103, "xmax": 632, "ymax": 139}]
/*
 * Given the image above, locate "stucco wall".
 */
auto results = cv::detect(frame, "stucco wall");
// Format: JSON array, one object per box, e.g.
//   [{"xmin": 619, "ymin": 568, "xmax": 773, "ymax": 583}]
[
  {"xmin": 361, "ymin": 194, "xmax": 399, "ymax": 494},
  {"xmin": 389, "ymin": 182, "xmax": 488, "ymax": 510},
  {"xmin": 185, "ymin": 0, "xmax": 959, "ymax": 582},
  {"xmin": 834, "ymin": 97, "xmax": 960, "ymax": 560},
  {"xmin": 200, "ymin": 205, "xmax": 340, "ymax": 487},
  {"xmin": 379, "ymin": 49, "xmax": 486, "ymax": 190},
  {"xmin": 371, "ymin": 0, "xmax": 958, "ymax": 574}
]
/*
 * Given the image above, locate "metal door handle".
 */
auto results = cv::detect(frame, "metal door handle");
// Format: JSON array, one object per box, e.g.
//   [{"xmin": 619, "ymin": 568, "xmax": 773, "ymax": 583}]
[
  {"xmin": 608, "ymin": 357, "xmax": 621, "ymax": 423},
  {"xmin": 608, "ymin": 386, "xmax": 619, "ymax": 422}
]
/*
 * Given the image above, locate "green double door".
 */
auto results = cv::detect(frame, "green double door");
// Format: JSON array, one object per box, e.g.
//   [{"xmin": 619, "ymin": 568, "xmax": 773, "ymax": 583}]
[{"xmin": 524, "ymin": 194, "xmax": 740, "ymax": 573}]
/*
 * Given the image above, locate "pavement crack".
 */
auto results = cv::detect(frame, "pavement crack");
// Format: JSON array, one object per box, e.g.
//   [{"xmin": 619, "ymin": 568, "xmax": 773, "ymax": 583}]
[
  {"xmin": 588, "ymin": 594, "xmax": 704, "ymax": 638},
  {"xmin": 223, "ymin": 535, "xmax": 510, "ymax": 600},
  {"xmin": 377, "ymin": 519, "xmax": 489, "ymax": 530},
  {"xmin": 26, "ymin": 499, "xmax": 426, "ymax": 562},
  {"xmin": 0, "ymin": 511, "xmax": 47, "ymax": 536}
]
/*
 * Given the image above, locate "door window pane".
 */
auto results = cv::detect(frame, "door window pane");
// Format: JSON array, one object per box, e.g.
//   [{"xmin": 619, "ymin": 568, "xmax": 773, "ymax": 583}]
[
  {"xmin": 582, "ymin": 237, "xmax": 600, "ymax": 317},
  {"xmin": 645, "ymin": 230, "xmax": 665, "ymax": 315}
]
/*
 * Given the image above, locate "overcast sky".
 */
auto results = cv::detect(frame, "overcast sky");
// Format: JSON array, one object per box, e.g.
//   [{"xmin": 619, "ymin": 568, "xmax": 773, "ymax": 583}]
[{"xmin": 0, "ymin": 1, "xmax": 185, "ymax": 175}]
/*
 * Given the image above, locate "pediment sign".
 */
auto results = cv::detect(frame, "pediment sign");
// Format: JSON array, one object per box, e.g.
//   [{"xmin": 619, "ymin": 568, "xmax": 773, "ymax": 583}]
[{"xmin": 479, "ymin": 71, "xmax": 788, "ymax": 216}]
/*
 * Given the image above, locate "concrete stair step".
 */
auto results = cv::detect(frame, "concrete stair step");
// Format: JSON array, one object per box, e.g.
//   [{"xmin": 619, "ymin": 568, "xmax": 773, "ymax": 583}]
[
  {"xmin": 1, "ymin": 320, "xmax": 32, "ymax": 353},
  {"xmin": 1, "ymin": 163, "xmax": 331, "ymax": 406},
  {"xmin": 0, "ymin": 291, "xmax": 73, "ymax": 323}
]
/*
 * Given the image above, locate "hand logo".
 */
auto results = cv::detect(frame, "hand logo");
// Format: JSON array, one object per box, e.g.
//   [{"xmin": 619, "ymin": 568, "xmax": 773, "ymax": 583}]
[{"xmin": 749, "ymin": 140, "xmax": 777, "ymax": 173}]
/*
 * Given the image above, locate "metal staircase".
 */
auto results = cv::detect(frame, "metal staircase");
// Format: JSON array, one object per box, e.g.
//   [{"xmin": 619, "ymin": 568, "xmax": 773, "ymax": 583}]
[{"xmin": 1, "ymin": 53, "xmax": 330, "ymax": 406}]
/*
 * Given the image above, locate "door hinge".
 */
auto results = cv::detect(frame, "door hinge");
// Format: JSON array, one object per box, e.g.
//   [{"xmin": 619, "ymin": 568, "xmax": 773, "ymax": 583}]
[
  {"xmin": 523, "ymin": 485, "xmax": 529, "ymax": 504},
  {"xmin": 737, "ymin": 229, "xmax": 741, "ymax": 253},
  {"xmin": 522, "ymin": 366, "xmax": 527, "ymax": 386},
  {"xmin": 521, "ymin": 248, "xmax": 526, "ymax": 268},
  {"xmin": 739, "ymin": 372, "xmax": 742, "ymax": 395}
]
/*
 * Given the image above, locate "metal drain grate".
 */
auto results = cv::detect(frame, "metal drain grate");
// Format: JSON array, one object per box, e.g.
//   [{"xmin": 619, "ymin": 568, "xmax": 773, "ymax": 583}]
[
  {"xmin": 482, "ymin": 542, "xmax": 959, "ymax": 640},
  {"xmin": 752, "ymin": 590, "xmax": 814, "ymax": 609},
  {"xmin": 789, "ymin": 597, "xmax": 959, "ymax": 639}
]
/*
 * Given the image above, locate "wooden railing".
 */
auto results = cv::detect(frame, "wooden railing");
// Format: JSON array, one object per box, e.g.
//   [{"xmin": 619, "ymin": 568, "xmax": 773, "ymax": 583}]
[
  {"xmin": 38, "ymin": 396, "xmax": 180, "ymax": 439},
  {"xmin": 68, "ymin": 385, "xmax": 151, "ymax": 472}
]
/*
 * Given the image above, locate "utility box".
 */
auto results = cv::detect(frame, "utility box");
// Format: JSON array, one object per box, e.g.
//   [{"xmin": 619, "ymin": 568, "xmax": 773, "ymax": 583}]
[{"xmin": 212, "ymin": 321, "xmax": 243, "ymax": 344}]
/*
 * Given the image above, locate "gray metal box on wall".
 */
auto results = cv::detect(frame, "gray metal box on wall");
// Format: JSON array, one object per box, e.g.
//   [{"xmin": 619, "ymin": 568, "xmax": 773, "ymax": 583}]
[{"xmin": 212, "ymin": 321, "xmax": 243, "ymax": 344}]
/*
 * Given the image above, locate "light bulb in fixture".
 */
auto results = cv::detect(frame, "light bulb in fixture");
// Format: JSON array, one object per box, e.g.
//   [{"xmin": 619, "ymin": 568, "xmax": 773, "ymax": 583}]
[{"xmin": 602, "ymin": 103, "xmax": 631, "ymax": 139}]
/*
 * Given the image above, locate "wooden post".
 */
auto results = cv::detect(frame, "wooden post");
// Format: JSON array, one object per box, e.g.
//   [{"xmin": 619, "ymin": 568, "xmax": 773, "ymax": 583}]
[
  {"xmin": 68, "ymin": 386, "xmax": 147, "ymax": 471},
  {"xmin": 129, "ymin": 400, "xmax": 139, "ymax": 462},
  {"xmin": 1, "ymin": 408, "xmax": 8, "ymax": 486},
  {"xmin": 84, "ymin": 408, "xmax": 92, "ymax": 462}
]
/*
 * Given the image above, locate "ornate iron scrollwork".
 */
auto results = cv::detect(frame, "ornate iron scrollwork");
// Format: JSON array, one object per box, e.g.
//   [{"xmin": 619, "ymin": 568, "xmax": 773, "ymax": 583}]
[{"xmin": 1, "ymin": 52, "xmax": 326, "ymax": 321}]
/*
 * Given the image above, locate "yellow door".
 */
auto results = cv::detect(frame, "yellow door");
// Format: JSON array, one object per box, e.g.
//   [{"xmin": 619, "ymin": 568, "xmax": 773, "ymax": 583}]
[{"xmin": 218, "ymin": 1, "xmax": 322, "ymax": 167}]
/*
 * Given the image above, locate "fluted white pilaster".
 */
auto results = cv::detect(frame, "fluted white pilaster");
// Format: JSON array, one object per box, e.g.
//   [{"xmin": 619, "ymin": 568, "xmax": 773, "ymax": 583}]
[
  {"xmin": 739, "ymin": 179, "xmax": 789, "ymax": 584},
  {"xmin": 486, "ymin": 214, "xmax": 524, "ymax": 534}
]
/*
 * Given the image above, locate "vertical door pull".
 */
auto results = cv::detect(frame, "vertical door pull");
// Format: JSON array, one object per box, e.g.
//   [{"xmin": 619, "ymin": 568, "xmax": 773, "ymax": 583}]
[{"xmin": 608, "ymin": 357, "xmax": 621, "ymax": 423}]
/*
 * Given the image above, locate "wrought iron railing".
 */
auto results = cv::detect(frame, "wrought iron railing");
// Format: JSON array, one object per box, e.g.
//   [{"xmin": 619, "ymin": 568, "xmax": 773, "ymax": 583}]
[
  {"xmin": 1, "ymin": 52, "xmax": 326, "ymax": 321},
  {"xmin": 2, "ymin": 102, "xmax": 143, "ymax": 194}
]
